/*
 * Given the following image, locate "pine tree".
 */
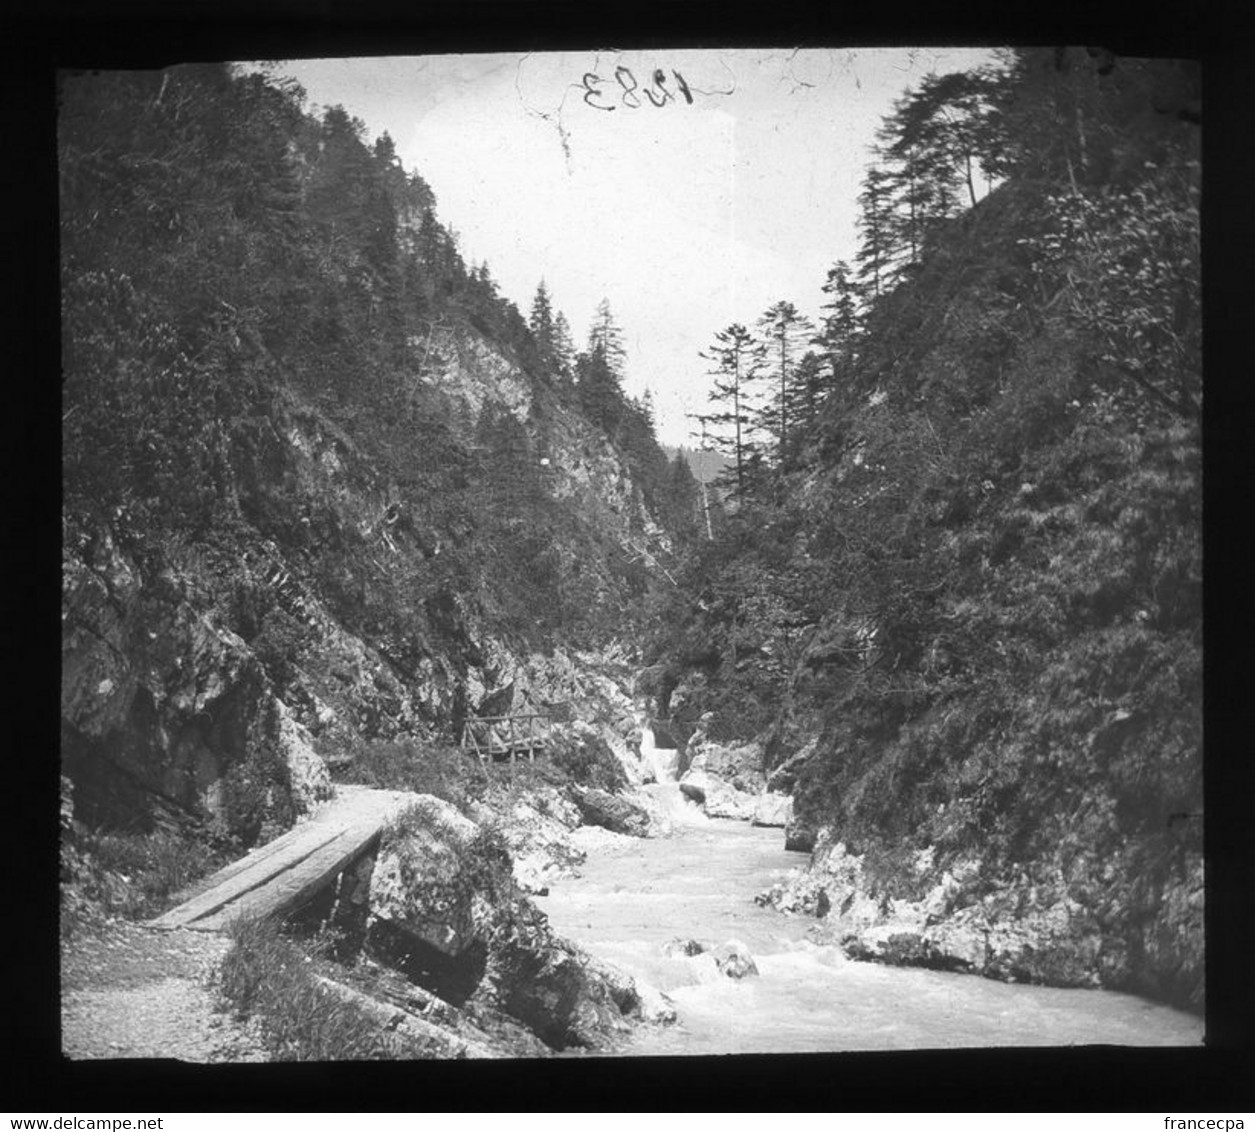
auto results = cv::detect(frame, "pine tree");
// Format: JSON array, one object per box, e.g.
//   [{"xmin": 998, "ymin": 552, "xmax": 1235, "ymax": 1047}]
[
  {"xmin": 576, "ymin": 343, "xmax": 626, "ymax": 437},
  {"xmin": 818, "ymin": 260, "xmax": 862, "ymax": 389},
  {"xmin": 756, "ymin": 301, "xmax": 815, "ymax": 469},
  {"xmin": 587, "ymin": 298, "xmax": 627, "ymax": 378},
  {"xmin": 664, "ymin": 451, "xmax": 703, "ymax": 541},
  {"xmin": 552, "ymin": 311, "xmax": 576, "ymax": 385},
  {"xmin": 529, "ymin": 280, "xmax": 557, "ymax": 366},
  {"xmin": 856, "ymin": 165, "xmax": 895, "ymax": 299},
  {"xmin": 784, "ymin": 350, "xmax": 827, "ymax": 436},
  {"xmin": 700, "ymin": 323, "xmax": 763, "ymax": 496}
]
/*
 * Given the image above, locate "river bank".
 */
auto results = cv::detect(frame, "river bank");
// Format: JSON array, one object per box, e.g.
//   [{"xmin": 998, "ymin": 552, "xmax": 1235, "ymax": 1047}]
[{"xmin": 537, "ymin": 785, "xmax": 1205, "ymax": 1055}]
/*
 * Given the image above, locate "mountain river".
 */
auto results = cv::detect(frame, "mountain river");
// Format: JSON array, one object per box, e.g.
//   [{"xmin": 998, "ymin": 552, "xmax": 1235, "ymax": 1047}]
[{"xmin": 535, "ymin": 743, "xmax": 1204, "ymax": 1055}]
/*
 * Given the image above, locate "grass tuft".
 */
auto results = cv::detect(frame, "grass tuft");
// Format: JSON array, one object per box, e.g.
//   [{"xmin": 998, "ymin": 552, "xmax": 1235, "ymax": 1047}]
[{"xmin": 217, "ymin": 916, "xmax": 407, "ymax": 1061}]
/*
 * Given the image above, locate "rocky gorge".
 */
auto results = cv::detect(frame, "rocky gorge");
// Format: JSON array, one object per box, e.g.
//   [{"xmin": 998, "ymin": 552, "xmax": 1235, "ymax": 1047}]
[{"xmin": 57, "ymin": 55, "xmax": 1205, "ymax": 1073}]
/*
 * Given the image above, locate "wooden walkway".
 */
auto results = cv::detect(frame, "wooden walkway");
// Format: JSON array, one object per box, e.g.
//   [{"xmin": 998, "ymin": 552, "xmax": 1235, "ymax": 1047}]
[
  {"xmin": 459, "ymin": 713, "xmax": 550, "ymax": 763},
  {"xmin": 146, "ymin": 787, "xmax": 415, "ymax": 933}
]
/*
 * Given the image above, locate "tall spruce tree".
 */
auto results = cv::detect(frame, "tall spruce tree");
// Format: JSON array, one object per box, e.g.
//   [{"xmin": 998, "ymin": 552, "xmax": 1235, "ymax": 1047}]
[
  {"xmin": 576, "ymin": 342, "xmax": 626, "ymax": 437},
  {"xmin": 587, "ymin": 298, "xmax": 627, "ymax": 378},
  {"xmin": 818, "ymin": 260, "xmax": 862, "ymax": 389},
  {"xmin": 700, "ymin": 323, "xmax": 762, "ymax": 496},
  {"xmin": 552, "ymin": 311, "xmax": 576, "ymax": 385},
  {"xmin": 529, "ymin": 280, "xmax": 558, "ymax": 372},
  {"xmin": 757, "ymin": 301, "xmax": 815, "ymax": 469},
  {"xmin": 856, "ymin": 165, "xmax": 895, "ymax": 300}
]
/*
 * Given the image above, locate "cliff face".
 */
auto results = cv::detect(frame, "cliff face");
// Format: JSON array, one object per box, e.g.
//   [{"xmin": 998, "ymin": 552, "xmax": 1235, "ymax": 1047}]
[{"xmin": 60, "ymin": 318, "xmax": 666, "ymax": 846}]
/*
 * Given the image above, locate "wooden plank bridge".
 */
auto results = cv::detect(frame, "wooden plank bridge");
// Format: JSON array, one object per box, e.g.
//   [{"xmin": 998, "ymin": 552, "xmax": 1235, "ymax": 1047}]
[
  {"xmin": 146, "ymin": 786, "xmax": 414, "ymax": 933},
  {"xmin": 459, "ymin": 713, "xmax": 551, "ymax": 764},
  {"xmin": 147, "ymin": 715, "xmax": 560, "ymax": 932}
]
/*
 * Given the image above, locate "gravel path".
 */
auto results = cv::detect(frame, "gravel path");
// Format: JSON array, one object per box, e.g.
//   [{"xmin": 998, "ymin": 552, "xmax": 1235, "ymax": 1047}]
[{"xmin": 61, "ymin": 919, "xmax": 269, "ymax": 1062}]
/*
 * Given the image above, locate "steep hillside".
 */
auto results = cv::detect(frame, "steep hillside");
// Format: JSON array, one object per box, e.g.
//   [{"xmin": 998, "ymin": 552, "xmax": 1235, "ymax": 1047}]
[
  {"xmin": 647, "ymin": 54, "xmax": 1202, "ymax": 1011},
  {"xmin": 59, "ymin": 63, "xmax": 687, "ymax": 856}
]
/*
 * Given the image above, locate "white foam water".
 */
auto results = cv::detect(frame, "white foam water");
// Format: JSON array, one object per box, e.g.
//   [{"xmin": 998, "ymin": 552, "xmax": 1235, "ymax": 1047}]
[{"xmin": 536, "ymin": 793, "xmax": 1205, "ymax": 1055}]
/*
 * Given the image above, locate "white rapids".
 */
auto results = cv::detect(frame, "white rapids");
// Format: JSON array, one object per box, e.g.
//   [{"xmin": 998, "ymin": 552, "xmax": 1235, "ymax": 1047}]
[{"xmin": 537, "ymin": 735, "xmax": 1204, "ymax": 1056}]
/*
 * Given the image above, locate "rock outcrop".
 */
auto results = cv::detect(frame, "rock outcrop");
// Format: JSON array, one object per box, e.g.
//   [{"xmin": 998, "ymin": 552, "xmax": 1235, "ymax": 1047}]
[
  {"xmin": 758, "ymin": 829, "xmax": 1205, "ymax": 1008},
  {"xmin": 688, "ymin": 738, "xmax": 767, "ymax": 795},
  {"xmin": 751, "ymin": 792, "xmax": 793, "ymax": 828},
  {"xmin": 60, "ymin": 522, "xmax": 333, "ymax": 844},
  {"xmin": 702, "ymin": 779, "xmax": 758, "ymax": 821}
]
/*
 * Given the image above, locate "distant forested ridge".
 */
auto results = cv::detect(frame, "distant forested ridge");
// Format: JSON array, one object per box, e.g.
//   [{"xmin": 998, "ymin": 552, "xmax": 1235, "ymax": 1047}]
[{"xmin": 647, "ymin": 49, "xmax": 1202, "ymax": 1009}]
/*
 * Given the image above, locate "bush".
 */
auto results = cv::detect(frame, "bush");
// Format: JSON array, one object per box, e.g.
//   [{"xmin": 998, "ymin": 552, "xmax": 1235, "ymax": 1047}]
[
  {"xmin": 62, "ymin": 825, "xmax": 231, "ymax": 931},
  {"xmin": 251, "ymin": 607, "xmax": 309, "ymax": 688},
  {"xmin": 341, "ymin": 738, "xmax": 478, "ymax": 811}
]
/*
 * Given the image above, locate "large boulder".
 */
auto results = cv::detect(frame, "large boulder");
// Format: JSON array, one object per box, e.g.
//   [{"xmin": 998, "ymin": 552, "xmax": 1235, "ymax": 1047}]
[
  {"xmin": 691, "ymin": 739, "xmax": 766, "ymax": 795},
  {"xmin": 480, "ymin": 899, "xmax": 640, "ymax": 1049},
  {"xmin": 599, "ymin": 723, "xmax": 647, "ymax": 788},
  {"xmin": 570, "ymin": 786, "xmax": 652, "ymax": 837},
  {"xmin": 751, "ymin": 792, "xmax": 793, "ymax": 828},
  {"xmin": 366, "ymin": 793, "xmax": 642, "ymax": 1050},
  {"xmin": 703, "ymin": 778, "xmax": 758, "ymax": 821},
  {"xmin": 368, "ymin": 796, "xmax": 501, "ymax": 999}
]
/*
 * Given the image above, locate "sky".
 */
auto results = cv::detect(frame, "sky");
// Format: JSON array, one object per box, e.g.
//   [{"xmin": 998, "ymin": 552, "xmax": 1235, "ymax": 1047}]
[{"xmin": 264, "ymin": 48, "xmax": 999, "ymax": 446}]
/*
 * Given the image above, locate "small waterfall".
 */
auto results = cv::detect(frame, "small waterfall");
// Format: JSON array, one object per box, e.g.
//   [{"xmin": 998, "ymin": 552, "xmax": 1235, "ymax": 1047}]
[
  {"xmin": 641, "ymin": 722, "xmax": 681, "ymax": 783},
  {"xmin": 639, "ymin": 720, "xmax": 700, "ymax": 826}
]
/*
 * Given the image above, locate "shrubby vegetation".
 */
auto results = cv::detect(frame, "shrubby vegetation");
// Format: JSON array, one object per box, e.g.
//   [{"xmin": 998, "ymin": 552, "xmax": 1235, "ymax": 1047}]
[
  {"xmin": 339, "ymin": 724, "xmax": 628, "ymax": 812},
  {"xmin": 60, "ymin": 779, "xmax": 232, "ymax": 935},
  {"xmin": 340, "ymin": 739, "xmax": 480, "ymax": 810}
]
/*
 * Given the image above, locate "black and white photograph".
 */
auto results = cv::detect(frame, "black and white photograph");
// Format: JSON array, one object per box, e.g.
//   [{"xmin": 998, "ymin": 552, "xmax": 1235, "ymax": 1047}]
[{"xmin": 56, "ymin": 42, "xmax": 1206, "ymax": 1069}]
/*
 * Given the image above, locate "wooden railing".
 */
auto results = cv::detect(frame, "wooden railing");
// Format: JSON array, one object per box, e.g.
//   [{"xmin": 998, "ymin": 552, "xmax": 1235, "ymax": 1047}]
[{"xmin": 459, "ymin": 713, "xmax": 551, "ymax": 764}]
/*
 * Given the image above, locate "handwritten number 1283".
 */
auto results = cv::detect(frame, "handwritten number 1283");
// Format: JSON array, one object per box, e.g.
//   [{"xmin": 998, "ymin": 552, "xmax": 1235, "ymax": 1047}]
[{"xmin": 582, "ymin": 67, "xmax": 693, "ymax": 111}]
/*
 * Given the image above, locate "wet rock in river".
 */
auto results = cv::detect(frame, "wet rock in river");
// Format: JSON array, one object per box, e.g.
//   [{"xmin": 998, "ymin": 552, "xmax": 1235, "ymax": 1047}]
[
  {"xmin": 678, "ymin": 768, "xmax": 709, "ymax": 804},
  {"xmin": 570, "ymin": 786, "xmax": 652, "ymax": 837},
  {"xmin": 637, "ymin": 982, "xmax": 678, "ymax": 1025},
  {"xmin": 663, "ymin": 937, "xmax": 707, "ymax": 958},
  {"xmin": 703, "ymin": 778, "xmax": 758, "ymax": 821},
  {"xmin": 712, "ymin": 939, "xmax": 759, "ymax": 979}
]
